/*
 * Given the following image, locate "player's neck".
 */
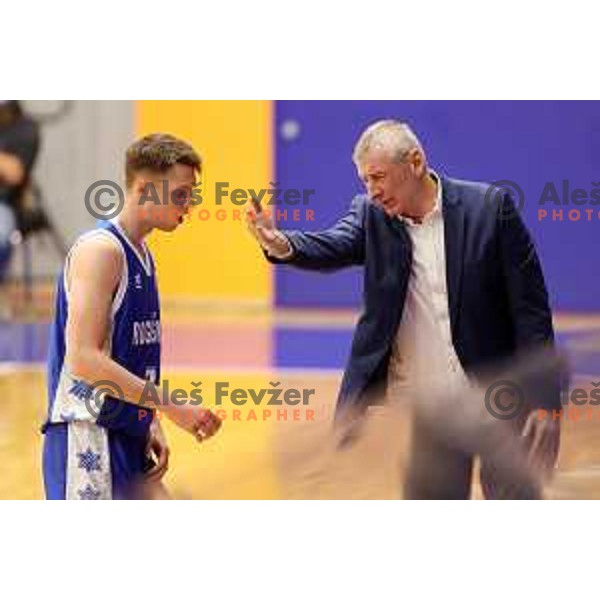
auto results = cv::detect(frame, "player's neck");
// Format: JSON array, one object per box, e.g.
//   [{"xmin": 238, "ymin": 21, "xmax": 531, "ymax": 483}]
[{"xmin": 115, "ymin": 204, "xmax": 151, "ymax": 253}]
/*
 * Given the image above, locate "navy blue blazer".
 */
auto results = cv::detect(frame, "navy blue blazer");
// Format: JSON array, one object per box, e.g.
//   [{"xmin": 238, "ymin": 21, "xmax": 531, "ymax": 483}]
[{"xmin": 269, "ymin": 176, "xmax": 559, "ymax": 414}]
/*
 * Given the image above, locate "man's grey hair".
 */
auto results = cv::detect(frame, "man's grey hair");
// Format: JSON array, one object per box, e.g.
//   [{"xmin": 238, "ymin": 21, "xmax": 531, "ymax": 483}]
[{"xmin": 352, "ymin": 120, "xmax": 424, "ymax": 165}]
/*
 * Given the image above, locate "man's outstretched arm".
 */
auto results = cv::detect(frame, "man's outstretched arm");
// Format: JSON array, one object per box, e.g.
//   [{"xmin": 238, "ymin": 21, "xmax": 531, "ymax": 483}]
[{"xmin": 245, "ymin": 195, "xmax": 367, "ymax": 271}]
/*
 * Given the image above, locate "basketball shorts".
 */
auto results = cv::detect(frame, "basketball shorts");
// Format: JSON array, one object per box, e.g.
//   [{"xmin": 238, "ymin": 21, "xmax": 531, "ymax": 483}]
[{"xmin": 42, "ymin": 421, "xmax": 154, "ymax": 500}]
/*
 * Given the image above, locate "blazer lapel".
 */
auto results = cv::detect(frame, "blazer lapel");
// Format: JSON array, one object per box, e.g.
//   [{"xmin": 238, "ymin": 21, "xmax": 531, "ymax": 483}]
[
  {"xmin": 442, "ymin": 178, "xmax": 466, "ymax": 332},
  {"xmin": 387, "ymin": 212, "xmax": 413, "ymax": 270}
]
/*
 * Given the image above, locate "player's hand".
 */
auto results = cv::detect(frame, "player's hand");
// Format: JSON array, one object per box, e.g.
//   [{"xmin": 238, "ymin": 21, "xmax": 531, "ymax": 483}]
[
  {"xmin": 244, "ymin": 200, "xmax": 291, "ymax": 255},
  {"xmin": 145, "ymin": 418, "xmax": 170, "ymax": 482},
  {"xmin": 522, "ymin": 410, "xmax": 560, "ymax": 476},
  {"xmin": 164, "ymin": 403, "xmax": 222, "ymax": 442}
]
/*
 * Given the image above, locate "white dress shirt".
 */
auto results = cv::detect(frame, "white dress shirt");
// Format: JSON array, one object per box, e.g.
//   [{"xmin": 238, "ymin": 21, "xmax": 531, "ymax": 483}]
[
  {"xmin": 386, "ymin": 173, "xmax": 470, "ymax": 405},
  {"xmin": 261, "ymin": 173, "xmax": 471, "ymax": 406}
]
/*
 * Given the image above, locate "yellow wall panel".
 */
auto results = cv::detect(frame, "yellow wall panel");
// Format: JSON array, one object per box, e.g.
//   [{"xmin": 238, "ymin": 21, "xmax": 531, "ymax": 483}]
[{"xmin": 137, "ymin": 101, "xmax": 272, "ymax": 304}]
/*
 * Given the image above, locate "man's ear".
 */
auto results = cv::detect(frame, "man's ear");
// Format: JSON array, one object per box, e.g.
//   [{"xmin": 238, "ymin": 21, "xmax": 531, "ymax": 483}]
[
  {"xmin": 130, "ymin": 177, "xmax": 145, "ymax": 199},
  {"xmin": 135, "ymin": 177, "xmax": 159, "ymax": 203},
  {"xmin": 354, "ymin": 163, "xmax": 365, "ymax": 185},
  {"xmin": 409, "ymin": 149, "xmax": 426, "ymax": 178}
]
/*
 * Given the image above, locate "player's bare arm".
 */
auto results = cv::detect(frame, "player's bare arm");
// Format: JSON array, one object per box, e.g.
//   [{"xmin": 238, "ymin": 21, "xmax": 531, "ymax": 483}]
[{"xmin": 64, "ymin": 236, "xmax": 221, "ymax": 442}]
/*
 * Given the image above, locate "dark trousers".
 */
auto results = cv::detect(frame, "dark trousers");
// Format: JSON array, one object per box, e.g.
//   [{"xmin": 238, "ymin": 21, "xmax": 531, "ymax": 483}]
[{"xmin": 403, "ymin": 414, "xmax": 543, "ymax": 500}]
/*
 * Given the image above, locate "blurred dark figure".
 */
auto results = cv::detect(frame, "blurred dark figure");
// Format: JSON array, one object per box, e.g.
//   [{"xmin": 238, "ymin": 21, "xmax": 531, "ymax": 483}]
[
  {"xmin": 405, "ymin": 346, "xmax": 567, "ymax": 499},
  {"xmin": 0, "ymin": 101, "xmax": 40, "ymax": 281}
]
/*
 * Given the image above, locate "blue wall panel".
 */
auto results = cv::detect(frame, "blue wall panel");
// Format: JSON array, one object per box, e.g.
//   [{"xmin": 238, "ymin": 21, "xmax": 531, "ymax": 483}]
[{"xmin": 274, "ymin": 101, "xmax": 600, "ymax": 311}]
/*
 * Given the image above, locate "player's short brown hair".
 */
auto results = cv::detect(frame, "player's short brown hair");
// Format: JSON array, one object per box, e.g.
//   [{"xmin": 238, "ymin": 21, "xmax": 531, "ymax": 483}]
[{"xmin": 125, "ymin": 133, "xmax": 201, "ymax": 188}]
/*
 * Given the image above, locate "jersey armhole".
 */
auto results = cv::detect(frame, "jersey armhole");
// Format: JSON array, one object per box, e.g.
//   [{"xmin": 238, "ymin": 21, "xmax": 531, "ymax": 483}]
[{"xmin": 63, "ymin": 230, "xmax": 128, "ymax": 318}]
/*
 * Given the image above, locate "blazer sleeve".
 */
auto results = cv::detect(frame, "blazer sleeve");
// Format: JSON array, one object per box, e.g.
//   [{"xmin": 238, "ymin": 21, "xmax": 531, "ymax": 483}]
[
  {"xmin": 497, "ymin": 192, "xmax": 562, "ymax": 408},
  {"xmin": 266, "ymin": 194, "xmax": 366, "ymax": 271}
]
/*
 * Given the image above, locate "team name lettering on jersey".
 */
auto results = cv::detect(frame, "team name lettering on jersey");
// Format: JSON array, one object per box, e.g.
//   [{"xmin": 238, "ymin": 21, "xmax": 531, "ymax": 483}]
[{"xmin": 132, "ymin": 319, "xmax": 161, "ymax": 346}]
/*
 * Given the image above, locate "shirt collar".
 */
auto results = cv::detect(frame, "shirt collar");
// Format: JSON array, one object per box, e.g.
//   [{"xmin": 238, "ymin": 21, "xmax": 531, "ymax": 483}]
[{"xmin": 398, "ymin": 170, "xmax": 442, "ymax": 227}]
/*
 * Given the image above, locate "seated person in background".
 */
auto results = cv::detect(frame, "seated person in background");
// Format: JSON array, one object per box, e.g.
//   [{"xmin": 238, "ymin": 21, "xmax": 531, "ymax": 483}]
[{"xmin": 0, "ymin": 100, "xmax": 40, "ymax": 281}]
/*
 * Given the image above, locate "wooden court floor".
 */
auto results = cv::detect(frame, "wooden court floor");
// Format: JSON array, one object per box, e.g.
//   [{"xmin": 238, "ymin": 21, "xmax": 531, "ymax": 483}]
[{"xmin": 1, "ymin": 306, "xmax": 600, "ymax": 500}]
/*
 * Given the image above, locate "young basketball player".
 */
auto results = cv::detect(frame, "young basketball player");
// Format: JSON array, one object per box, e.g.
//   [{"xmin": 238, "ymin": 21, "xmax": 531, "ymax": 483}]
[{"xmin": 42, "ymin": 133, "xmax": 221, "ymax": 499}]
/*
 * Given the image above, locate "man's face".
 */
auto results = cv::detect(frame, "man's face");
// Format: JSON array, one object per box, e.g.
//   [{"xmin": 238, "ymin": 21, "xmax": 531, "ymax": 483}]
[
  {"xmin": 357, "ymin": 148, "xmax": 425, "ymax": 217},
  {"xmin": 135, "ymin": 164, "xmax": 197, "ymax": 231}
]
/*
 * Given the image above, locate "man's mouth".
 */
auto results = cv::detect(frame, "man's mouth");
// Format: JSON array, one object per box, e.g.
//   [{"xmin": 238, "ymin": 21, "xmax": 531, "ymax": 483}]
[{"xmin": 178, "ymin": 207, "xmax": 190, "ymax": 223}]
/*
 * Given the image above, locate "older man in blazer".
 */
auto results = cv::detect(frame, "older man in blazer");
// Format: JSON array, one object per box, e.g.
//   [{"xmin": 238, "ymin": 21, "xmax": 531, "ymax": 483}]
[{"xmin": 246, "ymin": 120, "xmax": 560, "ymax": 499}]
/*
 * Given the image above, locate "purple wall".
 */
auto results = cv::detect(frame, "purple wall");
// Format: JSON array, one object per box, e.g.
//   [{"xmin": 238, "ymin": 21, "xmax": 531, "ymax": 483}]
[{"xmin": 274, "ymin": 101, "xmax": 600, "ymax": 312}]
